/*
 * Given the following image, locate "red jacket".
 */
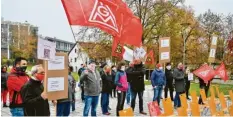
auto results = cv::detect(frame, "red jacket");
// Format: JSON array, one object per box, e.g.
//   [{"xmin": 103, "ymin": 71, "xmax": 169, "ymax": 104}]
[{"xmin": 7, "ymin": 68, "xmax": 29, "ymax": 108}]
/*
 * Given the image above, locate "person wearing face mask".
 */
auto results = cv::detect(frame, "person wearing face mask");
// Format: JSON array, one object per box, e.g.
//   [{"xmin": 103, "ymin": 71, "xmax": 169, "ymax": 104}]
[
  {"xmin": 80, "ymin": 60, "xmax": 102, "ymax": 117},
  {"xmin": 1, "ymin": 66, "xmax": 9, "ymax": 107},
  {"xmin": 151, "ymin": 63, "xmax": 166, "ymax": 107},
  {"xmin": 20, "ymin": 65, "xmax": 50, "ymax": 116},
  {"xmin": 111, "ymin": 65, "xmax": 117, "ymax": 98},
  {"xmin": 164, "ymin": 63, "xmax": 174, "ymax": 101},
  {"xmin": 7, "ymin": 57, "xmax": 29, "ymax": 116},
  {"xmin": 173, "ymin": 62, "xmax": 185, "ymax": 108},
  {"xmin": 100, "ymin": 65, "xmax": 113, "ymax": 115},
  {"xmin": 115, "ymin": 61, "xmax": 128, "ymax": 116}
]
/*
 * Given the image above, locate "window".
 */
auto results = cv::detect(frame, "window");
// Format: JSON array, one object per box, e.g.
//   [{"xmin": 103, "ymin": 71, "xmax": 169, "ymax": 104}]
[
  {"xmin": 75, "ymin": 49, "xmax": 77, "ymax": 53},
  {"xmin": 56, "ymin": 42, "xmax": 60, "ymax": 49},
  {"xmin": 70, "ymin": 58, "xmax": 72, "ymax": 62},
  {"xmin": 64, "ymin": 43, "xmax": 68, "ymax": 50},
  {"xmin": 75, "ymin": 58, "xmax": 77, "ymax": 62},
  {"xmin": 60, "ymin": 42, "xmax": 64, "ymax": 49}
]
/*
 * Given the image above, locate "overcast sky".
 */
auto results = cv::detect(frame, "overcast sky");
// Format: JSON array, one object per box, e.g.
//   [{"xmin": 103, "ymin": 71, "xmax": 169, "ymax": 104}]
[{"xmin": 2, "ymin": 0, "xmax": 233, "ymax": 43}]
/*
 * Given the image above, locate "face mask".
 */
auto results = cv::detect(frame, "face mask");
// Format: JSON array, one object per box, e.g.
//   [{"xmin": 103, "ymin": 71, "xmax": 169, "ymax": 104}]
[
  {"xmin": 36, "ymin": 73, "xmax": 44, "ymax": 81},
  {"xmin": 112, "ymin": 68, "xmax": 117, "ymax": 71},
  {"xmin": 121, "ymin": 66, "xmax": 125, "ymax": 71},
  {"xmin": 159, "ymin": 67, "xmax": 163, "ymax": 70},
  {"xmin": 16, "ymin": 66, "xmax": 27, "ymax": 72},
  {"xmin": 166, "ymin": 66, "xmax": 171, "ymax": 70},
  {"xmin": 106, "ymin": 69, "xmax": 111, "ymax": 73}
]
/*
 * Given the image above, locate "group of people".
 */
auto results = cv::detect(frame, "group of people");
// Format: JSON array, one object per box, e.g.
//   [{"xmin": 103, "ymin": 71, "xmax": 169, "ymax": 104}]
[
  {"xmin": 1, "ymin": 57, "xmax": 213, "ymax": 116},
  {"xmin": 151, "ymin": 62, "xmax": 211, "ymax": 109},
  {"xmin": 1, "ymin": 57, "xmax": 76, "ymax": 116}
]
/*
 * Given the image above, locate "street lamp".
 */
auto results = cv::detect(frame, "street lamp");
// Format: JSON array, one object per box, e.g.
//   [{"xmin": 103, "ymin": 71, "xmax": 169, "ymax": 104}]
[{"xmin": 181, "ymin": 22, "xmax": 191, "ymax": 66}]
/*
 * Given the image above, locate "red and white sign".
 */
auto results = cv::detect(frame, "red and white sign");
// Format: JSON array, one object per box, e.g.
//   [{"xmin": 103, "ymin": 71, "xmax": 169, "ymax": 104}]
[
  {"xmin": 193, "ymin": 64, "xmax": 216, "ymax": 83},
  {"xmin": 215, "ymin": 62, "xmax": 228, "ymax": 82}
]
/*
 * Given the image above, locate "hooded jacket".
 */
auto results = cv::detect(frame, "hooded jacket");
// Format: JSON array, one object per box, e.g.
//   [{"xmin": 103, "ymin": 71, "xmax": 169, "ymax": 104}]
[
  {"xmin": 151, "ymin": 69, "xmax": 166, "ymax": 87},
  {"xmin": 20, "ymin": 78, "xmax": 50, "ymax": 116},
  {"xmin": 7, "ymin": 68, "xmax": 29, "ymax": 108}
]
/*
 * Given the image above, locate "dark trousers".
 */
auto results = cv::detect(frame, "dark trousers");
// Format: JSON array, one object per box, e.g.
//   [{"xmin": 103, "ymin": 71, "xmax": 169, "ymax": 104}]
[
  {"xmin": 71, "ymin": 93, "xmax": 75, "ymax": 111},
  {"xmin": 81, "ymin": 86, "xmax": 85, "ymax": 101},
  {"xmin": 164, "ymin": 85, "xmax": 174, "ymax": 101},
  {"xmin": 111, "ymin": 86, "xmax": 117, "ymax": 98},
  {"xmin": 198, "ymin": 85, "xmax": 210, "ymax": 104},
  {"xmin": 116, "ymin": 91, "xmax": 126, "ymax": 116},
  {"xmin": 185, "ymin": 81, "xmax": 190, "ymax": 98},
  {"xmin": 101, "ymin": 93, "xmax": 110, "ymax": 114},
  {"xmin": 57, "ymin": 102, "xmax": 71, "ymax": 116},
  {"xmin": 131, "ymin": 90, "xmax": 144, "ymax": 112}
]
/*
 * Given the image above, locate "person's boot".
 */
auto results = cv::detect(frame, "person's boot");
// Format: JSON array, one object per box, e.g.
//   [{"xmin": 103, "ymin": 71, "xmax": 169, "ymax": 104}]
[
  {"xmin": 3, "ymin": 103, "xmax": 8, "ymax": 107},
  {"xmin": 140, "ymin": 111, "xmax": 147, "ymax": 115}
]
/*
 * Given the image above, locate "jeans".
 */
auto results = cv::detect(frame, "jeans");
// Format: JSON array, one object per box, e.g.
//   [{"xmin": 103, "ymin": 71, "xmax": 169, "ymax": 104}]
[
  {"xmin": 10, "ymin": 108, "xmax": 24, "ymax": 116},
  {"xmin": 83, "ymin": 95, "xmax": 99, "ymax": 116},
  {"xmin": 174, "ymin": 92, "xmax": 182, "ymax": 107},
  {"xmin": 126, "ymin": 83, "xmax": 131, "ymax": 104},
  {"xmin": 131, "ymin": 90, "xmax": 144, "ymax": 112},
  {"xmin": 153, "ymin": 86, "xmax": 163, "ymax": 105},
  {"xmin": 116, "ymin": 91, "xmax": 126, "ymax": 116},
  {"xmin": 57, "ymin": 101, "xmax": 71, "ymax": 116},
  {"xmin": 101, "ymin": 93, "xmax": 110, "ymax": 114}
]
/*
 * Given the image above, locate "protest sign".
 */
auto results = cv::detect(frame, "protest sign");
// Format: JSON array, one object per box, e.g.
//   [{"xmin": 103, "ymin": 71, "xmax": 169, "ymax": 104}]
[
  {"xmin": 37, "ymin": 37, "xmax": 56, "ymax": 60},
  {"xmin": 159, "ymin": 37, "xmax": 170, "ymax": 64}
]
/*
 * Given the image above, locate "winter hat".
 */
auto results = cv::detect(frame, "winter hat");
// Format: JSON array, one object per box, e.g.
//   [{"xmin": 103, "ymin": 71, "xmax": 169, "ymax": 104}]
[
  {"xmin": 88, "ymin": 59, "xmax": 96, "ymax": 64},
  {"xmin": 156, "ymin": 63, "xmax": 161, "ymax": 68}
]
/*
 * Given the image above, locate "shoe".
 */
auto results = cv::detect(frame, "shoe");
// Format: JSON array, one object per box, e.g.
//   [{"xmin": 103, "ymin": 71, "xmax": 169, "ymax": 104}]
[
  {"xmin": 108, "ymin": 107, "xmax": 111, "ymax": 110},
  {"xmin": 140, "ymin": 111, "xmax": 147, "ymax": 115},
  {"xmin": 3, "ymin": 104, "xmax": 8, "ymax": 107},
  {"xmin": 103, "ymin": 112, "xmax": 111, "ymax": 115},
  {"xmin": 187, "ymin": 98, "xmax": 191, "ymax": 100}
]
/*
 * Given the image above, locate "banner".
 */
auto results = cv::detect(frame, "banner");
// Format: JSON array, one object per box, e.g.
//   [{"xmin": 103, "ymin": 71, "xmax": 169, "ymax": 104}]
[
  {"xmin": 148, "ymin": 101, "xmax": 161, "ymax": 116},
  {"xmin": 145, "ymin": 50, "xmax": 155, "ymax": 65},
  {"xmin": 61, "ymin": 0, "xmax": 142, "ymax": 47},
  {"xmin": 112, "ymin": 38, "xmax": 125, "ymax": 59},
  {"xmin": 193, "ymin": 64, "xmax": 216, "ymax": 83},
  {"xmin": 123, "ymin": 46, "xmax": 133, "ymax": 62},
  {"xmin": 215, "ymin": 62, "xmax": 228, "ymax": 82},
  {"xmin": 208, "ymin": 36, "xmax": 218, "ymax": 63}
]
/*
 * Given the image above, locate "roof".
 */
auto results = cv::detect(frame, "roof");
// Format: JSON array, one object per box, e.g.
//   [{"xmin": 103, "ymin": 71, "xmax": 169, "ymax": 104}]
[{"xmin": 45, "ymin": 37, "xmax": 75, "ymax": 44}]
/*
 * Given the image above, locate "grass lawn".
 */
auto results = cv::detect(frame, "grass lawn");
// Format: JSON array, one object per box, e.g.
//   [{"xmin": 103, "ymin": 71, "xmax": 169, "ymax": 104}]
[{"xmin": 144, "ymin": 80, "xmax": 233, "ymax": 96}]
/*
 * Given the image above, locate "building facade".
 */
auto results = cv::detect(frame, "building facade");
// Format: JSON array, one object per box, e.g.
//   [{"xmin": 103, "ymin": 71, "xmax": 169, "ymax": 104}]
[
  {"xmin": 1, "ymin": 18, "xmax": 38, "ymax": 59},
  {"xmin": 45, "ymin": 37, "xmax": 75, "ymax": 53}
]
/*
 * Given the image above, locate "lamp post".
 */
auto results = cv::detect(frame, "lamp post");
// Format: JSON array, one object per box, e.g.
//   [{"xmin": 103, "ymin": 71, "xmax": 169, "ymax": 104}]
[{"xmin": 181, "ymin": 23, "xmax": 191, "ymax": 66}]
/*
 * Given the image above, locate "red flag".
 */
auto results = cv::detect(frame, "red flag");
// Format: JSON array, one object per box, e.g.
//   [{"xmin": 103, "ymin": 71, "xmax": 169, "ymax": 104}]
[
  {"xmin": 215, "ymin": 62, "xmax": 228, "ymax": 82},
  {"xmin": 61, "ymin": 0, "xmax": 142, "ymax": 47},
  {"xmin": 145, "ymin": 50, "xmax": 155, "ymax": 65},
  {"xmin": 61, "ymin": 0, "xmax": 123, "ymax": 36},
  {"xmin": 112, "ymin": 37, "xmax": 125, "ymax": 59},
  {"xmin": 193, "ymin": 64, "xmax": 216, "ymax": 83},
  {"xmin": 148, "ymin": 101, "xmax": 161, "ymax": 116}
]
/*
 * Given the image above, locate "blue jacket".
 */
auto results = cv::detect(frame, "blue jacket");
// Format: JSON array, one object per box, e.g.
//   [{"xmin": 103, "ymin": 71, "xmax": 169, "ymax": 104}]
[{"xmin": 151, "ymin": 69, "xmax": 166, "ymax": 87}]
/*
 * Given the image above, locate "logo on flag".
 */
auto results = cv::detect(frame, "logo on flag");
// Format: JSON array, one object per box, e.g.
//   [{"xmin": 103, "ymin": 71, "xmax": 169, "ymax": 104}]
[
  {"xmin": 198, "ymin": 70, "xmax": 210, "ymax": 77},
  {"xmin": 115, "ymin": 43, "xmax": 123, "ymax": 54},
  {"xmin": 146, "ymin": 57, "xmax": 152, "ymax": 63},
  {"xmin": 89, "ymin": 0, "xmax": 119, "ymax": 33},
  {"xmin": 215, "ymin": 62, "xmax": 228, "ymax": 82}
]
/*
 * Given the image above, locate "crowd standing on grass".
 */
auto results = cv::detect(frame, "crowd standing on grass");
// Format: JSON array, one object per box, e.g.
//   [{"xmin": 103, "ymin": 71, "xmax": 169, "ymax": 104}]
[{"xmin": 2, "ymin": 57, "xmax": 228, "ymax": 116}]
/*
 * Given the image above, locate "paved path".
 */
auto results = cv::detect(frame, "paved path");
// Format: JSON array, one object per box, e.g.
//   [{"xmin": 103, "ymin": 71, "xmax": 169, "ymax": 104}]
[{"xmin": 1, "ymin": 86, "xmax": 232, "ymax": 116}]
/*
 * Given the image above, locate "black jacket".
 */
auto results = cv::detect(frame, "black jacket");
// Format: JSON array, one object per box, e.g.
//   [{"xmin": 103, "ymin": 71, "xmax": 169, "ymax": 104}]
[
  {"xmin": 21, "ymin": 78, "xmax": 50, "ymax": 116},
  {"xmin": 112, "ymin": 70, "xmax": 117, "ymax": 88},
  {"xmin": 165, "ymin": 69, "xmax": 173, "ymax": 87},
  {"xmin": 1, "ymin": 72, "xmax": 8, "ymax": 92},
  {"xmin": 101, "ymin": 73, "xmax": 113, "ymax": 93},
  {"xmin": 126, "ymin": 64, "xmax": 146, "ymax": 92}
]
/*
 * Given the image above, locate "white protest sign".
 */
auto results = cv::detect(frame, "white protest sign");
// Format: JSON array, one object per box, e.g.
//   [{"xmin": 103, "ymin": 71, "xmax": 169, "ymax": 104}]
[
  {"xmin": 123, "ymin": 46, "xmax": 133, "ymax": 62},
  {"xmin": 48, "ymin": 56, "xmax": 65, "ymax": 70},
  {"xmin": 161, "ymin": 52, "xmax": 169, "ymax": 60},
  {"xmin": 209, "ymin": 49, "xmax": 216, "ymax": 58},
  {"xmin": 47, "ymin": 77, "xmax": 64, "ymax": 92},
  {"xmin": 37, "ymin": 37, "xmax": 56, "ymax": 60},
  {"xmin": 161, "ymin": 39, "xmax": 170, "ymax": 48},
  {"xmin": 133, "ymin": 47, "xmax": 146, "ymax": 59},
  {"xmin": 211, "ymin": 36, "xmax": 218, "ymax": 45},
  {"xmin": 188, "ymin": 73, "xmax": 194, "ymax": 81}
]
